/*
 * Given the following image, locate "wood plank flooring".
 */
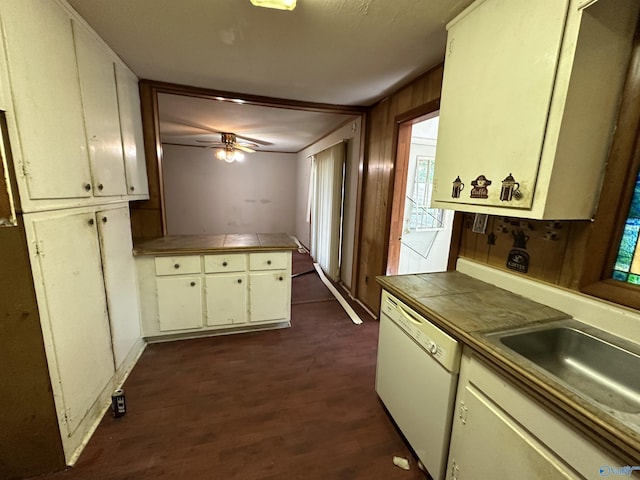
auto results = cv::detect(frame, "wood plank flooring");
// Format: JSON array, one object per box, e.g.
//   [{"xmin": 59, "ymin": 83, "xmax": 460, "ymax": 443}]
[{"xmin": 29, "ymin": 252, "xmax": 429, "ymax": 480}]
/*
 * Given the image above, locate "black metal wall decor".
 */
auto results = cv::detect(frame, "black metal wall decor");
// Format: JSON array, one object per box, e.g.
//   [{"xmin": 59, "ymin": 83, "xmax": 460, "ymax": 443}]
[
  {"xmin": 506, "ymin": 229, "xmax": 530, "ymax": 273},
  {"xmin": 451, "ymin": 176, "xmax": 465, "ymax": 198},
  {"xmin": 500, "ymin": 173, "xmax": 521, "ymax": 201},
  {"xmin": 470, "ymin": 175, "xmax": 491, "ymax": 199}
]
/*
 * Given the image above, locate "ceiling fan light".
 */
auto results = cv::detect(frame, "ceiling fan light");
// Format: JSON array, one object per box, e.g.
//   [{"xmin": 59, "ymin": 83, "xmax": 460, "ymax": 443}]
[
  {"xmin": 249, "ymin": 0, "xmax": 296, "ymax": 10},
  {"xmin": 215, "ymin": 149, "xmax": 227, "ymax": 161}
]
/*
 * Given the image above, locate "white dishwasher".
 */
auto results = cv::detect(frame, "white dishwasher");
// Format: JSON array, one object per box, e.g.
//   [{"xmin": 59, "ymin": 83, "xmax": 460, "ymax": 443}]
[{"xmin": 375, "ymin": 290, "xmax": 461, "ymax": 480}]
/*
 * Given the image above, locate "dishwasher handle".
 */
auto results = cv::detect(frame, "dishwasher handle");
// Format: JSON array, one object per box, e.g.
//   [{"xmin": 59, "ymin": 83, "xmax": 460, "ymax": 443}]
[{"xmin": 398, "ymin": 305, "xmax": 425, "ymax": 326}]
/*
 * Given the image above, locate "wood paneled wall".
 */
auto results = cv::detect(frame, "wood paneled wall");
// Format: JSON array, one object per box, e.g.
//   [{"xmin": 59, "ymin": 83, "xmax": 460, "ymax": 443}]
[
  {"xmin": 0, "ymin": 223, "xmax": 64, "ymax": 478},
  {"xmin": 354, "ymin": 65, "xmax": 445, "ymax": 313},
  {"xmin": 458, "ymin": 214, "xmax": 592, "ymax": 290}
]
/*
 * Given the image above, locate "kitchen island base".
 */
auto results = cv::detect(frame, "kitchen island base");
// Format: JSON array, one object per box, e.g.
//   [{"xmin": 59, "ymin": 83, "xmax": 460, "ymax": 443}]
[{"xmin": 134, "ymin": 234, "xmax": 297, "ymax": 340}]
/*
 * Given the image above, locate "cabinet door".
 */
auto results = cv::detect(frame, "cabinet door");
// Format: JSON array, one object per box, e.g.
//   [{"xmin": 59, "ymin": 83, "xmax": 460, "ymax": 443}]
[
  {"xmin": 205, "ymin": 274, "xmax": 247, "ymax": 326},
  {"xmin": 448, "ymin": 383, "xmax": 577, "ymax": 480},
  {"xmin": 31, "ymin": 211, "xmax": 114, "ymax": 436},
  {"xmin": 0, "ymin": 0, "xmax": 92, "ymax": 200},
  {"xmin": 432, "ymin": 0, "xmax": 569, "ymax": 208},
  {"xmin": 249, "ymin": 271, "xmax": 288, "ymax": 323},
  {"xmin": 115, "ymin": 64, "xmax": 149, "ymax": 197},
  {"xmin": 96, "ymin": 206, "xmax": 141, "ymax": 368},
  {"xmin": 157, "ymin": 276, "xmax": 202, "ymax": 331},
  {"xmin": 73, "ymin": 22, "xmax": 127, "ymax": 197}
]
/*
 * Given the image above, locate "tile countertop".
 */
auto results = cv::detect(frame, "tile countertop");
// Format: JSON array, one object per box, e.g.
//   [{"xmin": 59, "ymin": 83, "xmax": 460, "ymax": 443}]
[
  {"xmin": 377, "ymin": 271, "xmax": 640, "ymax": 464},
  {"xmin": 133, "ymin": 233, "xmax": 299, "ymax": 256}
]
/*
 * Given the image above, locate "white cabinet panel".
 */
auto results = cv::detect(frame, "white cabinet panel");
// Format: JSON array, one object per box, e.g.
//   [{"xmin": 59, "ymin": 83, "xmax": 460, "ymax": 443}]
[
  {"xmin": 448, "ymin": 384, "xmax": 576, "ymax": 479},
  {"xmin": 204, "ymin": 253, "xmax": 246, "ymax": 273},
  {"xmin": 115, "ymin": 64, "xmax": 149, "ymax": 197},
  {"xmin": 432, "ymin": 0, "xmax": 639, "ymax": 219},
  {"xmin": 447, "ymin": 352, "xmax": 624, "ymax": 479},
  {"xmin": 206, "ymin": 273, "xmax": 247, "ymax": 326},
  {"xmin": 96, "ymin": 206, "xmax": 141, "ymax": 368},
  {"xmin": 249, "ymin": 270, "xmax": 289, "ymax": 323},
  {"xmin": 31, "ymin": 211, "xmax": 114, "ymax": 436},
  {"xmin": 155, "ymin": 255, "xmax": 201, "ymax": 276},
  {"xmin": 249, "ymin": 252, "xmax": 288, "ymax": 271},
  {"xmin": 157, "ymin": 276, "xmax": 203, "ymax": 331},
  {"xmin": 73, "ymin": 22, "xmax": 127, "ymax": 197},
  {"xmin": 433, "ymin": 0, "xmax": 568, "ymax": 210},
  {"xmin": 0, "ymin": 0, "xmax": 91, "ymax": 200}
]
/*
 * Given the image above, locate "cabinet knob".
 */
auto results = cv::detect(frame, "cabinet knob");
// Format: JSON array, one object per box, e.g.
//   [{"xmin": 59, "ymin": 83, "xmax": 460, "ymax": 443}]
[
  {"xmin": 87, "ymin": 218, "xmax": 95, "ymax": 226},
  {"xmin": 129, "ymin": 185, "xmax": 135, "ymax": 192},
  {"xmin": 237, "ymin": 279, "xmax": 242, "ymax": 284},
  {"xmin": 174, "ymin": 263, "xmax": 180, "ymax": 269},
  {"xmin": 190, "ymin": 281, "xmax": 196, "ymax": 287},
  {"xmin": 97, "ymin": 183, "xmax": 104, "ymax": 191},
  {"xmin": 102, "ymin": 216, "xmax": 108, "ymax": 223},
  {"xmin": 83, "ymin": 183, "xmax": 91, "ymax": 191},
  {"xmin": 222, "ymin": 261, "xmax": 228, "ymax": 267},
  {"xmin": 278, "ymin": 276, "xmax": 283, "ymax": 281},
  {"xmin": 267, "ymin": 260, "xmax": 272, "ymax": 265}
]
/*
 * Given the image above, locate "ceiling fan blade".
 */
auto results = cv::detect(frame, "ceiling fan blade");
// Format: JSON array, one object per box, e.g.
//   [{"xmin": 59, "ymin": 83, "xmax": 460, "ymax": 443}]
[
  {"xmin": 235, "ymin": 145, "xmax": 256, "ymax": 153},
  {"xmin": 161, "ymin": 116, "xmax": 224, "ymax": 135}
]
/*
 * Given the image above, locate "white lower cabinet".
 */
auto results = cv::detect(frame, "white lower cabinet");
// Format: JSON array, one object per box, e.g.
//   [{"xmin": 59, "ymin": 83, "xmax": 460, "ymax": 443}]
[
  {"xmin": 249, "ymin": 270, "xmax": 289, "ymax": 323},
  {"xmin": 206, "ymin": 273, "xmax": 247, "ymax": 326},
  {"xmin": 157, "ymin": 276, "xmax": 203, "ymax": 331},
  {"xmin": 447, "ymin": 349, "xmax": 623, "ymax": 480},
  {"xmin": 25, "ymin": 204, "xmax": 143, "ymax": 463},
  {"xmin": 137, "ymin": 250, "xmax": 292, "ymax": 338}
]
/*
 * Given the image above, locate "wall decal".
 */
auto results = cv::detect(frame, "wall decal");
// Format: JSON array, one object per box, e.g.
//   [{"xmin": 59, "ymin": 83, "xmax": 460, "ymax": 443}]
[
  {"xmin": 500, "ymin": 173, "xmax": 521, "ymax": 201},
  {"xmin": 451, "ymin": 176, "xmax": 464, "ymax": 198},
  {"xmin": 506, "ymin": 229, "xmax": 530, "ymax": 273},
  {"xmin": 470, "ymin": 175, "xmax": 491, "ymax": 199}
]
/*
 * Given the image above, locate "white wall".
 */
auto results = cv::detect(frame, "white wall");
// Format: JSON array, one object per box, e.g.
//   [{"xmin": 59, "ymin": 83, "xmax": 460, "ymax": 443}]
[
  {"xmin": 162, "ymin": 144, "xmax": 297, "ymax": 235},
  {"xmin": 296, "ymin": 117, "xmax": 362, "ymax": 290}
]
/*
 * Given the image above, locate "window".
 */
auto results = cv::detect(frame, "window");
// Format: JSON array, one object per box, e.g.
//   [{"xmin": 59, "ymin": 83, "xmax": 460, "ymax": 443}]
[
  {"xmin": 612, "ymin": 170, "xmax": 640, "ymax": 284},
  {"xmin": 580, "ymin": 29, "xmax": 640, "ymax": 310},
  {"xmin": 408, "ymin": 156, "xmax": 444, "ymax": 230}
]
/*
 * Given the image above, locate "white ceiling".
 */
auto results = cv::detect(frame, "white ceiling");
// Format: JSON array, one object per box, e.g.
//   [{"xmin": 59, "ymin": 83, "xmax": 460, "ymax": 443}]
[{"xmin": 67, "ymin": 0, "xmax": 473, "ymax": 153}]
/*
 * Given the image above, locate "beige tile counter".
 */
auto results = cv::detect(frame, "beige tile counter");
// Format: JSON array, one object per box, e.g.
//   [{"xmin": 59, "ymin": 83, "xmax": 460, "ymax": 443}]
[
  {"xmin": 377, "ymin": 272, "xmax": 640, "ymax": 464},
  {"xmin": 133, "ymin": 233, "xmax": 298, "ymax": 256}
]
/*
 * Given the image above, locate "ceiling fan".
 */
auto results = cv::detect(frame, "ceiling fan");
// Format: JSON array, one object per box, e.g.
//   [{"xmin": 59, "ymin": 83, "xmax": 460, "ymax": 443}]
[{"xmin": 197, "ymin": 132, "xmax": 260, "ymax": 163}]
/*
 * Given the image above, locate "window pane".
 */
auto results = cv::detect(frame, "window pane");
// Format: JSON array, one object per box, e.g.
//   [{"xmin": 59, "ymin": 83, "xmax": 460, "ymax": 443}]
[{"xmin": 613, "ymin": 171, "xmax": 640, "ymax": 283}]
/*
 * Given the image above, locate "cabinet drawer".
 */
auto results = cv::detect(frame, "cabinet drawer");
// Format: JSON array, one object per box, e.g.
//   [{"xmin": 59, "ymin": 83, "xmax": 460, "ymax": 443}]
[
  {"xmin": 204, "ymin": 253, "xmax": 246, "ymax": 273},
  {"xmin": 249, "ymin": 252, "xmax": 288, "ymax": 271},
  {"xmin": 155, "ymin": 256, "xmax": 201, "ymax": 276}
]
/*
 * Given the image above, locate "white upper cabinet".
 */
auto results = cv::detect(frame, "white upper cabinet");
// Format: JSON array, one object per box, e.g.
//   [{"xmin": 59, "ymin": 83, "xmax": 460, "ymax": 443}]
[
  {"xmin": 0, "ymin": 0, "xmax": 92, "ymax": 201},
  {"xmin": 73, "ymin": 21, "xmax": 127, "ymax": 197},
  {"xmin": 432, "ymin": 0, "xmax": 640, "ymax": 219},
  {"xmin": 0, "ymin": 0, "xmax": 149, "ymax": 210},
  {"xmin": 115, "ymin": 64, "xmax": 149, "ymax": 197}
]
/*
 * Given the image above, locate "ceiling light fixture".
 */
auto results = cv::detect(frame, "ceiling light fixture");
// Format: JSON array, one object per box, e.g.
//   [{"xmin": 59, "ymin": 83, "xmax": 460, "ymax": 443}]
[
  {"xmin": 249, "ymin": 0, "xmax": 296, "ymax": 11},
  {"xmin": 215, "ymin": 145, "xmax": 245, "ymax": 163}
]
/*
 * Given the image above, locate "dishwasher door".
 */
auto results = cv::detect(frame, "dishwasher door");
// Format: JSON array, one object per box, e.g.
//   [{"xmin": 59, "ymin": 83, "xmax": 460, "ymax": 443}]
[{"xmin": 375, "ymin": 310, "xmax": 459, "ymax": 480}]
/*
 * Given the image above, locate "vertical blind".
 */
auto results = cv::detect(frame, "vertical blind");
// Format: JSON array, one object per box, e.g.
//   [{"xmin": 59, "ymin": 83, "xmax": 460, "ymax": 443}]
[{"xmin": 310, "ymin": 141, "xmax": 346, "ymax": 281}]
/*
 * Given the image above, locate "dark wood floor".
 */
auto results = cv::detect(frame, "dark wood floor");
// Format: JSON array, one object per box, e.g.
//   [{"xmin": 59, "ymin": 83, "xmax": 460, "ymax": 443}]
[{"xmin": 30, "ymin": 252, "xmax": 428, "ymax": 480}]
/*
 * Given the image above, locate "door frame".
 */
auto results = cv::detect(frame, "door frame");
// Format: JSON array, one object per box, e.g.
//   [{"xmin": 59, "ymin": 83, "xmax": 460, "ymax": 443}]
[{"xmin": 386, "ymin": 101, "xmax": 463, "ymax": 275}]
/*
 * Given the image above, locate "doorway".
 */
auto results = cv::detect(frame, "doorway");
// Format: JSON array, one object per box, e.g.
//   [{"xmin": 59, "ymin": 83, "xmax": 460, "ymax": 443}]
[{"xmin": 387, "ymin": 113, "xmax": 455, "ymax": 275}]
